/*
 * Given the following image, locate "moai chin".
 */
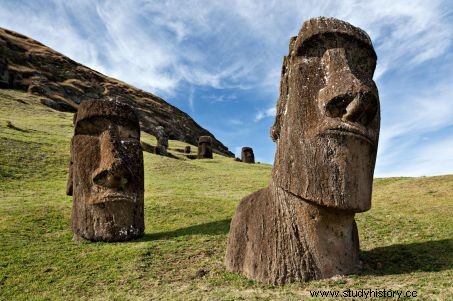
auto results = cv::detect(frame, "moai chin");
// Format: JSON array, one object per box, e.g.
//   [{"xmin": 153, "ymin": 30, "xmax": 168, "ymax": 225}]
[
  {"xmin": 67, "ymin": 100, "xmax": 145, "ymax": 242},
  {"xmin": 241, "ymin": 147, "xmax": 255, "ymax": 164},
  {"xmin": 225, "ymin": 17, "xmax": 380, "ymax": 284},
  {"xmin": 197, "ymin": 136, "xmax": 213, "ymax": 159}
]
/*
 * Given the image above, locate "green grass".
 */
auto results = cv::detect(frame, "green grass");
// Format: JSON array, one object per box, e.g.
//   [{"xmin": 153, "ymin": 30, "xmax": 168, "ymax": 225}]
[{"xmin": 0, "ymin": 89, "xmax": 452, "ymax": 300}]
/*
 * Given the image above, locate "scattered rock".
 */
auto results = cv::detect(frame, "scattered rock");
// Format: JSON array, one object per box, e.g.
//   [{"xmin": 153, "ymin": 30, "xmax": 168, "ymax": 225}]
[
  {"xmin": 195, "ymin": 268, "xmax": 209, "ymax": 278},
  {"xmin": 6, "ymin": 121, "xmax": 26, "ymax": 132}
]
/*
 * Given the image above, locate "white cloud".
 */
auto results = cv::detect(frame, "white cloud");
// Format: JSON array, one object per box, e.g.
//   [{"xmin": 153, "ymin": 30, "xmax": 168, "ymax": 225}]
[
  {"xmin": 255, "ymin": 107, "xmax": 276, "ymax": 122},
  {"xmin": 0, "ymin": 0, "xmax": 452, "ymax": 176},
  {"xmin": 229, "ymin": 119, "xmax": 244, "ymax": 126}
]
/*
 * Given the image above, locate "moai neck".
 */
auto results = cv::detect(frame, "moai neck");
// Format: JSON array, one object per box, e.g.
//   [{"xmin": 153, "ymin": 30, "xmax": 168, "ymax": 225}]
[{"xmin": 268, "ymin": 181, "xmax": 360, "ymax": 279}]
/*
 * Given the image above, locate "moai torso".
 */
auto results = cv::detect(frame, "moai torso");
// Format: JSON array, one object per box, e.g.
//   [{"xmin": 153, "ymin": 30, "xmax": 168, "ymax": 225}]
[
  {"xmin": 67, "ymin": 100, "xmax": 144, "ymax": 242},
  {"xmin": 241, "ymin": 147, "xmax": 255, "ymax": 164},
  {"xmin": 197, "ymin": 136, "xmax": 213, "ymax": 159}
]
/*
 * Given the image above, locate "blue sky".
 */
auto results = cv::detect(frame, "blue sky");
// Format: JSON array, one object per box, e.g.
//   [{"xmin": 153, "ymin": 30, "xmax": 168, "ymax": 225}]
[{"xmin": 1, "ymin": 0, "xmax": 452, "ymax": 177}]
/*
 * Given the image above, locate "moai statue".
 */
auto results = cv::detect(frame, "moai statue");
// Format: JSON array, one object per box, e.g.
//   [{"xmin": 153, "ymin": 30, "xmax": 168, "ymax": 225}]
[
  {"xmin": 154, "ymin": 126, "xmax": 169, "ymax": 156},
  {"xmin": 0, "ymin": 57, "xmax": 9, "ymax": 88},
  {"xmin": 67, "ymin": 100, "xmax": 145, "ymax": 242},
  {"xmin": 184, "ymin": 145, "xmax": 191, "ymax": 153},
  {"xmin": 241, "ymin": 147, "xmax": 255, "ymax": 164},
  {"xmin": 197, "ymin": 136, "xmax": 213, "ymax": 159},
  {"xmin": 225, "ymin": 17, "xmax": 380, "ymax": 284}
]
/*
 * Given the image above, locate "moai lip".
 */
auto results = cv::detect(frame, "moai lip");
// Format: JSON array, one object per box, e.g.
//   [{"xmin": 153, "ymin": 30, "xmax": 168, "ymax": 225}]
[
  {"xmin": 67, "ymin": 100, "xmax": 144, "ymax": 242},
  {"xmin": 241, "ymin": 147, "xmax": 255, "ymax": 164},
  {"xmin": 197, "ymin": 136, "xmax": 213, "ymax": 159},
  {"xmin": 226, "ymin": 17, "xmax": 380, "ymax": 284}
]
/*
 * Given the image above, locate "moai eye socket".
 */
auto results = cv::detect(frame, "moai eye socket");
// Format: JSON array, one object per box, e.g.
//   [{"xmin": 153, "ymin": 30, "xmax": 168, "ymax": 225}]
[
  {"xmin": 75, "ymin": 117, "xmax": 110, "ymax": 136},
  {"xmin": 117, "ymin": 124, "xmax": 139, "ymax": 140},
  {"xmin": 345, "ymin": 46, "xmax": 376, "ymax": 79}
]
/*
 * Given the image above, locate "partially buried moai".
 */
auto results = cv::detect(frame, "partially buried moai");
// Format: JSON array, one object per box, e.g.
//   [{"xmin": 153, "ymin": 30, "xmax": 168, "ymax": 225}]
[
  {"xmin": 67, "ymin": 100, "xmax": 145, "ymax": 242},
  {"xmin": 241, "ymin": 147, "xmax": 255, "ymax": 164},
  {"xmin": 154, "ymin": 125, "xmax": 168, "ymax": 156},
  {"xmin": 0, "ymin": 57, "xmax": 9, "ymax": 88},
  {"xmin": 197, "ymin": 136, "xmax": 213, "ymax": 159},
  {"xmin": 225, "ymin": 17, "xmax": 380, "ymax": 284}
]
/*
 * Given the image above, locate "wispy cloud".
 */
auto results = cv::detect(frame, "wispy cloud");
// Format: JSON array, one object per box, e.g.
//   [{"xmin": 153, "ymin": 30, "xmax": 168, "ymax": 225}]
[
  {"xmin": 0, "ymin": 0, "xmax": 452, "ymax": 175},
  {"xmin": 255, "ymin": 107, "xmax": 276, "ymax": 122}
]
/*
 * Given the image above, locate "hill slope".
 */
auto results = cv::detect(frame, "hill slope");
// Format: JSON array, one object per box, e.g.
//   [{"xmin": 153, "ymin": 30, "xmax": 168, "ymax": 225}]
[
  {"xmin": 0, "ymin": 89, "xmax": 452, "ymax": 300},
  {"xmin": 0, "ymin": 27, "xmax": 233, "ymax": 157}
]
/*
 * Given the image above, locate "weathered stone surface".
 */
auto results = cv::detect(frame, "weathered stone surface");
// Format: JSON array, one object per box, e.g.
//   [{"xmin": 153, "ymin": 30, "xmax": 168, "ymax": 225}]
[
  {"xmin": 226, "ymin": 17, "xmax": 380, "ymax": 284},
  {"xmin": 67, "ymin": 100, "xmax": 144, "ymax": 242},
  {"xmin": 197, "ymin": 136, "xmax": 213, "ymax": 159},
  {"xmin": 0, "ymin": 27, "xmax": 234, "ymax": 157},
  {"xmin": 241, "ymin": 147, "xmax": 255, "ymax": 164}
]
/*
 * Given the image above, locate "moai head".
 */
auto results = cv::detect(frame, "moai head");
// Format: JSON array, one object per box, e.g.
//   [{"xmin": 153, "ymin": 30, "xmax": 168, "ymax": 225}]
[
  {"xmin": 241, "ymin": 147, "xmax": 255, "ymax": 164},
  {"xmin": 197, "ymin": 136, "xmax": 213, "ymax": 159},
  {"xmin": 67, "ymin": 100, "xmax": 144, "ymax": 241},
  {"xmin": 270, "ymin": 17, "xmax": 380, "ymax": 212}
]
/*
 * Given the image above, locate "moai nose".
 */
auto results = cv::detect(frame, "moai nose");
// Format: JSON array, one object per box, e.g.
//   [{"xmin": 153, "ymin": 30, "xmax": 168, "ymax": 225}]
[
  {"xmin": 92, "ymin": 127, "xmax": 128, "ymax": 189},
  {"xmin": 319, "ymin": 48, "xmax": 378, "ymax": 126}
]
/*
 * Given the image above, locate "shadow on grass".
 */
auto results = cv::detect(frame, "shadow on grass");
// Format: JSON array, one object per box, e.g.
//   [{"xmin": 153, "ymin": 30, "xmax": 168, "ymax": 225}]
[
  {"xmin": 140, "ymin": 219, "xmax": 231, "ymax": 241},
  {"xmin": 360, "ymin": 239, "xmax": 453, "ymax": 275}
]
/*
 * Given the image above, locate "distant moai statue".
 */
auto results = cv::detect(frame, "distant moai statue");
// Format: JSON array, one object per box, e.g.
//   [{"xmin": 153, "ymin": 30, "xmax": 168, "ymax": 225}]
[
  {"xmin": 225, "ymin": 17, "xmax": 380, "ymax": 284},
  {"xmin": 184, "ymin": 146, "xmax": 191, "ymax": 153},
  {"xmin": 67, "ymin": 100, "xmax": 144, "ymax": 242},
  {"xmin": 241, "ymin": 147, "xmax": 255, "ymax": 164},
  {"xmin": 154, "ymin": 126, "xmax": 169, "ymax": 156},
  {"xmin": 197, "ymin": 136, "xmax": 213, "ymax": 159},
  {"xmin": 0, "ymin": 57, "xmax": 9, "ymax": 88}
]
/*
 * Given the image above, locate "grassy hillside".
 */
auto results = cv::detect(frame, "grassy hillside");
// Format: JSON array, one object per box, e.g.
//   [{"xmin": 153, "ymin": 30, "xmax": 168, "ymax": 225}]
[{"xmin": 0, "ymin": 89, "xmax": 452, "ymax": 300}]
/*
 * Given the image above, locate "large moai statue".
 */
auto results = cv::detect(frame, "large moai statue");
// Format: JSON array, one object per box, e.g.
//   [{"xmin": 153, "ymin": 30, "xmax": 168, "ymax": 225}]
[
  {"xmin": 197, "ymin": 136, "xmax": 213, "ymax": 159},
  {"xmin": 225, "ymin": 17, "xmax": 380, "ymax": 284},
  {"xmin": 67, "ymin": 100, "xmax": 145, "ymax": 242},
  {"xmin": 154, "ymin": 126, "xmax": 169, "ymax": 156},
  {"xmin": 241, "ymin": 147, "xmax": 255, "ymax": 164}
]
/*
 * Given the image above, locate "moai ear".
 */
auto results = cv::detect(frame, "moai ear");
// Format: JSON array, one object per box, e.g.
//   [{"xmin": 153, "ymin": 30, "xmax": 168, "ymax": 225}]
[
  {"xmin": 270, "ymin": 56, "xmax": 290, "ymax": 142},
  {"xmin": 66, "ymin": 138, "xmax": 74, "ymax": 196}
]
